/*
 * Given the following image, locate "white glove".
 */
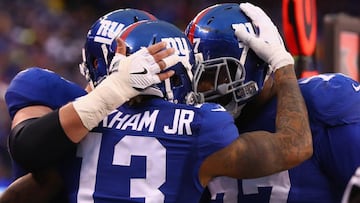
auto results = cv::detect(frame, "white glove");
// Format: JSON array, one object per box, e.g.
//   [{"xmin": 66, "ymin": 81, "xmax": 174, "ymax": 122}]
[
  {"xmin": 73, "ymin": 47, "xmax": 180, "ymax": 130},
  {"xmin": 235, "ymin": 3, "xmax": 294, "ymax": 72},
  {"xmin": 109, "ymin": 47, "xmax": 180, "ymax": 90}
]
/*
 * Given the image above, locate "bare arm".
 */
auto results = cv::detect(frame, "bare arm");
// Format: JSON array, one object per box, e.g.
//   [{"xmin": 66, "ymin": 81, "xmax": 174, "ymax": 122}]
[
  {"xmin": 61, "ymin": 39, "xmax": 177, "ymax": 142},
  {"xmin": 3, "ymin": 43, "xmax": 176, "ymax": 203},
  {"xmin": 0, "ymin": 169, "xmax": 64, "ymax": 203},
  {"xmin": 200, "ymin": 65, "xmax": 311, "ymax": 183},
  {"xmin": 11, "ymin": 40, "xmax": 176, "ymax": 143},
  {"xmin": 199, "ymin": 3, "xmax": 312, "ymax": 186}
]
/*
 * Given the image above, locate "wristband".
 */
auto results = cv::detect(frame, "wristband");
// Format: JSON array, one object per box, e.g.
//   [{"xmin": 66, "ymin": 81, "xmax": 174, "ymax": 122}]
[{"xmin": 73, "ymin": 55, "xmax": 139, "ymax": 130}]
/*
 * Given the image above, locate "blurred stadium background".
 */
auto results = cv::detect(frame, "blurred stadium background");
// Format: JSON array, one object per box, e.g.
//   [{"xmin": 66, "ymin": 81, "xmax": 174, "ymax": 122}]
[{"xmin": 0, "ymin": 0, "xmax": 359, "ymax": 189}]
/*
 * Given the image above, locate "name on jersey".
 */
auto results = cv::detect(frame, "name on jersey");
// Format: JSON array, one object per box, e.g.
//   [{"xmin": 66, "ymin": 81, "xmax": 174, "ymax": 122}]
[{"xmin": 102, "ymin": 109, "xmax": 194, "ymax": 135}]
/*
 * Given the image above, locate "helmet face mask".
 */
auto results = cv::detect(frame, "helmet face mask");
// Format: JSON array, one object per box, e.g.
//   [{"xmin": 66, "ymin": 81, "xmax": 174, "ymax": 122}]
[
  {"xmin": 185, "ymin": 3, "xmax": 269, "ymax": 116},
  {"xmin": 194, "ymin": 57, "xmax": 260, "ymax": 116},
  {"xmin": 79, "ymin": 8, "xmax": 157, "ymax": 88},
  {"xmin": 119, "ymin": 20, "xmax": 196, "ymax": 104}
]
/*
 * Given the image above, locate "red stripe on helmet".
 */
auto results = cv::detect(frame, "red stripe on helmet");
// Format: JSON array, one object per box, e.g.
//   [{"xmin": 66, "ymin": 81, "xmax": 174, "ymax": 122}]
[
  {"xmin": 144, "ymin": 11, "xmax": 158, "ymax": 21},
  {"xmin": 187, "ymin": 4, "xmax": 219, "ymax": 44},
  {"xmin": 119, "ymin": 21, "xmax": 145, "ymax": 40}
]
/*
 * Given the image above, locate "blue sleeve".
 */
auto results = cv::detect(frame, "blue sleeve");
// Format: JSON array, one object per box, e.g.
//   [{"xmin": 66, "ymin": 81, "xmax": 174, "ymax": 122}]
[
  {"xmin": 196, "ymin": 103, "xmax": 239, "ymax": 160},
  {"xmin": 5, "ymin": 67, "xmax": 87, "ymax": 119},
  {"xmin": 316, "ymin": 123, "xmax": 360, "ymax": 191},
  {"xmin": 299, "ymin": 73, "xmax": 360, "ymax": 126}
]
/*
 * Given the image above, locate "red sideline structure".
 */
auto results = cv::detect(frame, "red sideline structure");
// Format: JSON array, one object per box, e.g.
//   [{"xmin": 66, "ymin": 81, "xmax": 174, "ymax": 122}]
[
  {"xmin": 323, "ymin": 14, "xmax": 360, "ymax": 81},
  {"xmin": 282, "ymin": 0, "xmax": 318, "ymax": 78}
]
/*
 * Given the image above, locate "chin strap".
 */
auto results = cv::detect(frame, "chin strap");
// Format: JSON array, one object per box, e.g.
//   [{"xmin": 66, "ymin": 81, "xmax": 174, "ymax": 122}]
[{"xmin": 185, "ymin": 91, "xmax": 204, "ymax": 105}]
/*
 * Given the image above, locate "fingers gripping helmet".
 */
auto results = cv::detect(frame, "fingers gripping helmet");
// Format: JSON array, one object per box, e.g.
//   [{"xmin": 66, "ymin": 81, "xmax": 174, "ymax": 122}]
[
  {"xmin": 185, "ymin": 3, "xmax": 269, "ymax": 117},
  {"xmin": 79, "ymin": 8, "xmax": 157, "ymax": 88},
  {"xmin": 118, "ymin": 20, "xmax": 195, "ymax": 104}
]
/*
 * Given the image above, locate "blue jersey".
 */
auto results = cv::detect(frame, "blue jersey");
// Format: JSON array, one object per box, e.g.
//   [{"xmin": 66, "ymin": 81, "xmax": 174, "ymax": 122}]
[
  {"xmin": 5, "ymin": 67, "xmax": 87, "ymax": 179},
  {"xmin": 205, "ymin": 73, "xmax": 360, "ymax": 203},
  {"xmin": 6, "ymin": 68, "xmax": 239, "ymax": 202},
  {"xmin": 62, "ymin": 99, "xmax": 238, "ymax": 203}
]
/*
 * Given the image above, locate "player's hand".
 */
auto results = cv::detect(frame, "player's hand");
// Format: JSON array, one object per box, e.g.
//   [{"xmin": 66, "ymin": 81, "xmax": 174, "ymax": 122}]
[
  {"xmin": 110, "ymin": 38, "xmax": 178, "ymax": 90},
  {"xmin": 235, "ymin": 3, "xmax": 294, "ymax": 72},
  {"xmin": 73, "ymin": 38, "xmax": 180, "ymax": 130},
  {"xmin": 240, "ymin": 2, "xmax": 285, "ymax": 46}
]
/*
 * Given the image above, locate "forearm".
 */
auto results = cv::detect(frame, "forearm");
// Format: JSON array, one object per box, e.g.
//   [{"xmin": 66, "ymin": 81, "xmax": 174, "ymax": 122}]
[
  {"xmin": 200, "ymin": 130, "xmax": 286, "ymax": 182},
  {"xmin": 273, "ymin": 65, "xmax": 312, "ymax": 167},
  {"xmin": 0, "ymin": 170, "xmax": 63, "ymax": 203},
  {"xmin": 59, "ymin": 103, "xmax": 90, "ymax": 143},
  {"xmin": 68, "ymin": 41, "xmax": 178, "ymax": 140},
  {"xmin": 208, "ymin": 2, "xmax": 313, "ymax": 181},
  {"xmin": 9, "ymin": 41, "xmax": 177, "ymax": 171},
  {"xmin": 220, "ymin": 66, "xmax": 311, "ymax": 179}
]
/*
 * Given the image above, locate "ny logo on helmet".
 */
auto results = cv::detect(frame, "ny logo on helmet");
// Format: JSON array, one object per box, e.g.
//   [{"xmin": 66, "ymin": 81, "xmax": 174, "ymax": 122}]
[
  {"xmin": 95, "ymin": 20, "xmax": 125, "ymax": 45},
  {"xmin": 232, "ymin": 22, "xmax": 256, "ymax": 48},
  {"xmin": 161, "ymin": 37, "xmax": 190, "ymax": 57}
]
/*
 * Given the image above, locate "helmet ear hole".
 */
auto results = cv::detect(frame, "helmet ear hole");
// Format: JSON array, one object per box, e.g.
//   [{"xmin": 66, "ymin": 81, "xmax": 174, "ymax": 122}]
[{"xmin": 93, "ymin": 59, "xmax": 99, "ymax": 69}]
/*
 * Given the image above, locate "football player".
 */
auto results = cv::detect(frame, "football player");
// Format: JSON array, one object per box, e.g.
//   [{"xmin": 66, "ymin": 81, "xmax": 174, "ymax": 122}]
[
  {"xmin": 187, "ymin": 3, "xmax": 360, "ymax": 203},
  {"xmin": 1, "ymin": 6, "xmax": 311, "ymax": 203},
  {"xmin": 1, "ymin": 8, "xmax": 170, "ymax": 203}
]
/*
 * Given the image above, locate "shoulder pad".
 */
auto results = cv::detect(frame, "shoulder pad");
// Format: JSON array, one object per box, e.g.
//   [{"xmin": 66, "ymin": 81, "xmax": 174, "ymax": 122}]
[
  {"xmin": 299, "ymin": 73, "xmax": 360, "ymax": 125},
  {"xmin": 5, "ymin": 67, "xmax": 86, "ymax": 119}
]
